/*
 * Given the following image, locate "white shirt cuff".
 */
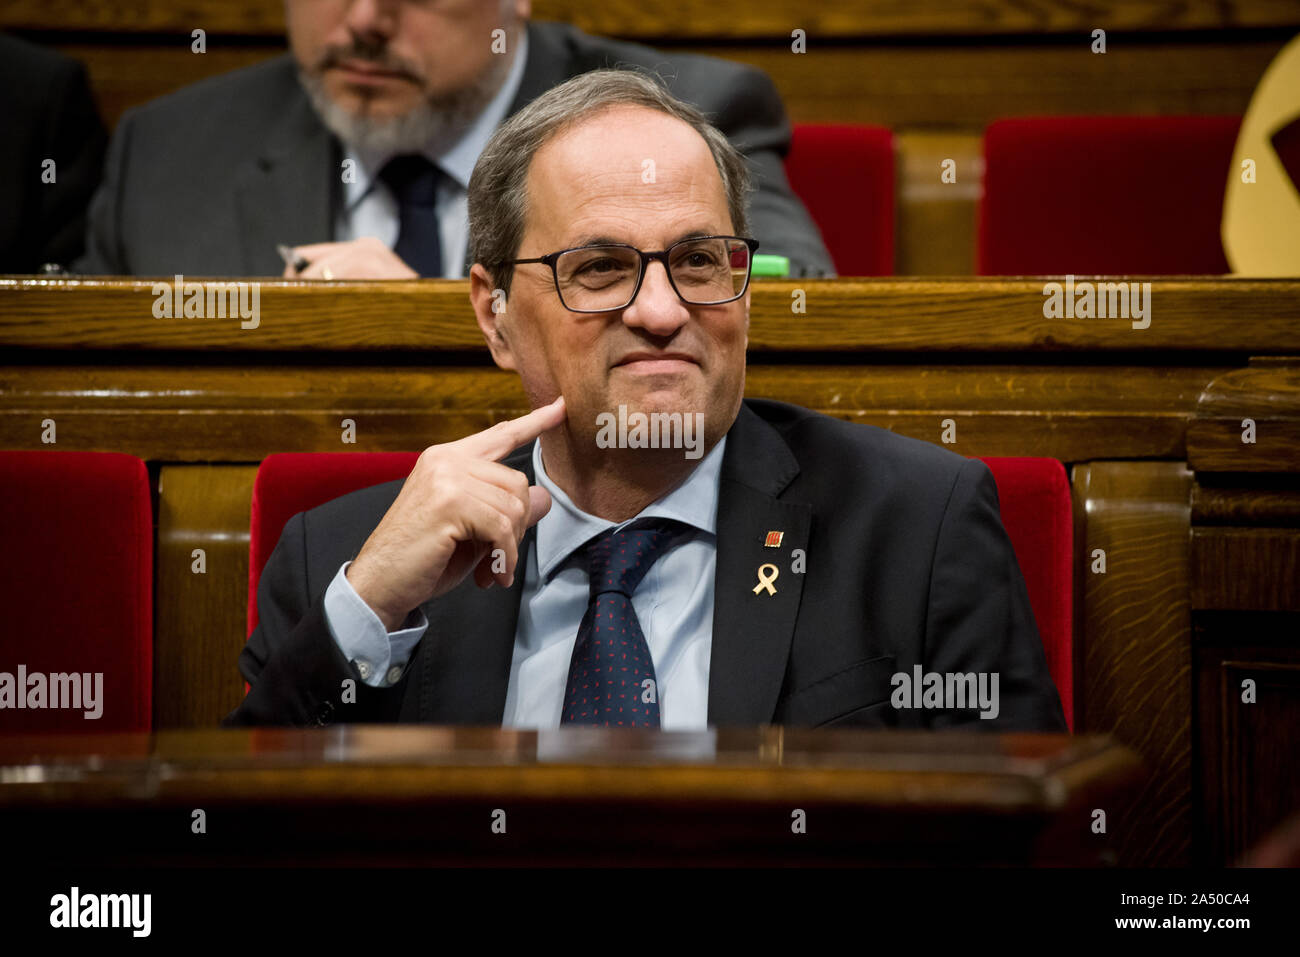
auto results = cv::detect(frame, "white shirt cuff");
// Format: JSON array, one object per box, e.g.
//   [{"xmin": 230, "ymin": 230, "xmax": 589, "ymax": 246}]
[{"xmin": 323, "ymin": 561, "xmax": 428, "ymax": 688}]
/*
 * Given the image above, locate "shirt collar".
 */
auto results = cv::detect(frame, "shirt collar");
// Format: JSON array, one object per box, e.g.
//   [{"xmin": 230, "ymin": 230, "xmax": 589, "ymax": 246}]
[
  {"xmin": 340, "ymin": 27, "xmax": 530, "ymax": 211},
  {"xmin": 531, "ymin": 434, "xmax": 727, "ymax": 584}
]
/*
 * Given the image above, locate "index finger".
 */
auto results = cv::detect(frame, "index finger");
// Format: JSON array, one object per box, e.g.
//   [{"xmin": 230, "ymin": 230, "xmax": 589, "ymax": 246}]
[{"xmin": 457, "ymin": 395, "xmax": 566, "ymax": 461}]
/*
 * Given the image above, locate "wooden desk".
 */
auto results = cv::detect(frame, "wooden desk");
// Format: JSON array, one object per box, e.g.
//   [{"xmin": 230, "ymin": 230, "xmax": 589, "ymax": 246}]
[
  {"xmin": 0, "ymin": 727, "xmax": 1142, "ymax": 866},
  {"xmin": 2, "ymin": 276, "xmax": 1297, "ymax": 868}
]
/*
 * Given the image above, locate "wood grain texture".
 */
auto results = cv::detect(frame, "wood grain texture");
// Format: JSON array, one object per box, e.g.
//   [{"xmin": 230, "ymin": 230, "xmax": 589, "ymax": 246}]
[
  {"xmin": 1191, "ymin": 527, "xmax": 1300, "ymax": 611},
  {"xmin": 8, "ymin": 0, "xmax": 1298, "ymax": 37},
  {"xmin": 1196, "ymin": 628, "xmax": 1300, "ymax": 865},
  {"xmin": 2, "ymin": 0, "xmax": 284, "ymax": 34},
  {"xmin": 1188, "ymin": 420, "xmax": 1300, "ymax": 471},
  {"xmin": 894, "ymin": 132, "xmax": 981, "ymax": 276},
  {"xmin": 1192, "ymin": 482, "xmax": 1300, "ymax": 525},
  {"xmin": 3, "ymin": 278, "xmax": 1298, "ymax": 353},
  {"xmin": 1072, "ymin": 461, "xmax": 1193, "ymax": 866},
  {"xmin": 1196, "ymin": 357, "xmax": 1300, "ymax": 415},
  {"xmin": 1188, "ymin": 357, "xmax": 1300, "ymax": 471},
  {"xmin": 1188, "ymin": 357, "xmax": 1300, "ymax": 861},
  {"xmin": 155, "ymin": 465, "xmax": 255, "ymax": 728},
  {"xmin": 0, "ymin": 363, "xmax": 1224, "ymax": 461}
]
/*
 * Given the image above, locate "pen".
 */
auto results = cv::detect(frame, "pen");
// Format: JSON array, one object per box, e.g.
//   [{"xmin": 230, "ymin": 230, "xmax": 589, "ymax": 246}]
[{"xmin": 276, "ymin": 243, "xmax": 310, "ymax": 274}]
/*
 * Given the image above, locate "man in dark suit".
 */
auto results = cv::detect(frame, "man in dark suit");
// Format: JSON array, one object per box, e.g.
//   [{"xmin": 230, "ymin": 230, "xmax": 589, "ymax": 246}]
[
  {"xmin": 0, "ymin": 35, "xmax": 106, "ymax": 272},
  {"xmin": 226, "ymin": 68, "xmax": 1065, "ymax": 732},
  {"xmin": 76, "ymin": 2, "xmax": 831, "ymax": 278}
]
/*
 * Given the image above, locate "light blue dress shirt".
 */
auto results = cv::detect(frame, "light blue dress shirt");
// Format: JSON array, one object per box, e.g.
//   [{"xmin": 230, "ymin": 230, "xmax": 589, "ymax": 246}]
[
  {"xmin": 323, "ymin": 436, "xmax": 725, "ymax": 730},
  {"xmin": 333, "ymin": 29, "xmax": 529, "ymax": 278}
]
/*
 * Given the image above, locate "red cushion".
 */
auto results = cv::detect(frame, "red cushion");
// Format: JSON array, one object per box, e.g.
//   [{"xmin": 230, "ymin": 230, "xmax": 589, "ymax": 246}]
[
  {"xmin": 978, "ymin": 116, "xmax": 1240, "ymax": 275},
  {"xmin": 786, "ymin": 124, "xmax": 895, "ymax": 275},
  {"xmin": 0, "ymin": 451, "xmax": 152, "ymax": 732},
  {"xmin": 247, "ymin": 452, "xmax": 421, "ymax": 635},
  {"xmin": 978, "ymin": 457, "xmax": 1073, "ymax": 730}
]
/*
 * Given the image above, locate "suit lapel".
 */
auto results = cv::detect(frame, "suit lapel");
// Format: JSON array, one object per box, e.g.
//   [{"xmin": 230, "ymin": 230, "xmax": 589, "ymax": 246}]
[
  {"xmin": 233, "ymin": 85, "xmax": 336, "ymax": 275},
  {"xmin": 708, "ymin": 405, "xmax": 812, "ymax": 726},
  {"xmin": 507, "ymin": 22, "xmax": 577, "ymax": 118},
  {"xmin": 417, "ymin": 444, "xmax": 535, "ymax": 723}
]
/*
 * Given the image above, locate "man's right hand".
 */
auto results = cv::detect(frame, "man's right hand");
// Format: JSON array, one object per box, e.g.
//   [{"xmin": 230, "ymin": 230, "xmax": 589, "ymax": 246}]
[{"xmin": 345, "ymin": 396, "xmax": 566, "ymax": 631}]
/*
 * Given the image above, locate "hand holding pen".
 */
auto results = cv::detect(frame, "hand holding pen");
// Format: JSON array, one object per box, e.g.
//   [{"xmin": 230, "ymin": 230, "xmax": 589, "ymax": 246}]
[{"xmin": 276, "ymin": 239, "xmax": 419, "ymax": 280}]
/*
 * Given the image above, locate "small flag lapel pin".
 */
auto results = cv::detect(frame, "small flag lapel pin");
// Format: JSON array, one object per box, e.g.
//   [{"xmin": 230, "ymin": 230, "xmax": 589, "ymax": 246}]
[{"xmin": 764, "ymin": 530, "xmax": 784, "ymax": 548}]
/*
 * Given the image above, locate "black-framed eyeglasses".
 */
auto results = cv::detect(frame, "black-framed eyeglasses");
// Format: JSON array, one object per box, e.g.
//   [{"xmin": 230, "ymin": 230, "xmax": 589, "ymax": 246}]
[{"xmin": 500, "ymin": 235, "xmax": 759, "ymax": 313}]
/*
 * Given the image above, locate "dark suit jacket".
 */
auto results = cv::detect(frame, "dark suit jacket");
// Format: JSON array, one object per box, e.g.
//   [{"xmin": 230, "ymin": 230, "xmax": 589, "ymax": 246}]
[
  {"xmin": 0, "ymin": 35, "xmax": 106, "ymax": 272},
  {"xmin": 76, "ymin": 21, "xmax": 833, "ymax": 277},
  {"xmin": 225, "ymin": 399, "xmax": 1067, "ymax": 731}
]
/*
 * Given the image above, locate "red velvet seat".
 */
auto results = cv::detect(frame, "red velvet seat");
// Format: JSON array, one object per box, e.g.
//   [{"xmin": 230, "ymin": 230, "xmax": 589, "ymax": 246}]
[
  {"xmin": 785, "ymin": 124, "xmax": 895, "ymax": 276},
  {"xmin": 978, "ymin": 457, "xmax": 1073, "ymax": 730},
  {"xmin": 978, "ymin": 116, "xmax": 1240, "ymax": 275},
  {"xmin": 249, "ymin": 452, "xmax": 1073, "ymax": 728},
  {"xmin": 247, "ymin": 452, "xmax": 421, "ymax": 636},
  {"xmin": 0, "ymin": 451, "xmax": 152, "ymax": 732}
]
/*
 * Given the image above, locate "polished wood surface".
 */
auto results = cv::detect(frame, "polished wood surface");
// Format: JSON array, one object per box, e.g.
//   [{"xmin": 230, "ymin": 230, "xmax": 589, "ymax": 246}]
[
  {"xmin": 0, "ymin": 363, "xmax": 1224, "ymax": 462},
  {"xmin": 1188, "ymin": 358, "xmax": 1300, "ymax": 472},
  {"xmin": 1191, "ymin": 528, "xmax": 1300, "ymax": 612},
  {"xmin": 3, "ymin": 277, "xmax": 1297, "ymax": 352},
  {"xmin": 1196, "ymin": 625, "xmax": 1300, "ymax": 865},
  {"xmin": 0, "ymin": 727, "xmax": 1143, "ymax": 865},
  {"xmin": 1071, "ymin": 462, "xmax": 1194, "ymax": 867},
  {"xmin": 1189, "ymin": 356, "xmax": 1300, "ymax": 864},
  {"xmin": 1192, "ymin": 481, "xmax": 1300, "ymax": 525},
  {"xmin": 1189, "ymin": 357, "xmax": 1300, "ymax": 613},
  {"xmin": 154, "ymin": 465, "xmax": 255, "ymax": 730},
  {"xmin": 894, "ymin": 132, "xmax": 981, "ymax": 275}
]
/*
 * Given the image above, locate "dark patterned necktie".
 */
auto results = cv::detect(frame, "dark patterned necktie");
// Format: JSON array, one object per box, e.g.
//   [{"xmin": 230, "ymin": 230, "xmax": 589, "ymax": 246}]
[
  {"xmin": 561, "ymin": 519, "xmax": 686, "ymax": 728},
  {"xmin": 377, "ymin": 154, "xmax": 444, "ymax": 277}
]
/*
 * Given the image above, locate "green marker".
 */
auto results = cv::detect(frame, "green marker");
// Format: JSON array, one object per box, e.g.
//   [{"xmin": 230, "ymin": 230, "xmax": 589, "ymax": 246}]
[{"xmin": 751, "ymin": 254, "xmax": 790, "ymax": 278}]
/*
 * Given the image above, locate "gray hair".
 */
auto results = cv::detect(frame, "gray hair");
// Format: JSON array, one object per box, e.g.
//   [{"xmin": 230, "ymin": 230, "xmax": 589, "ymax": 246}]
[{"xmin": 468, "ymin": 68, "xmax": 752, "ymax": 295}]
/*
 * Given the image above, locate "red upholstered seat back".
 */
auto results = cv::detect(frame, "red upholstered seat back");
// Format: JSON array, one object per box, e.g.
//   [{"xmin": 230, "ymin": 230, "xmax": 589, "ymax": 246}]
[
  {"xmin": 248, "ymin": 452, "xmax": 1074, "ymax": 729},
  {"xmin": 978, "ymin": 116, "xmax": 1240, "ymax": 275},
  {"xmin": 0, "ymin": 451, "xmax": 153, "ymax": 732},
  {"xmin": 785, "ymin": 124, "xmax": 895, "ymax": 276},
  {"xmin": 247, "ymin": 452, "xmax": 421, "ymax": 636},
  {"xmin": 977, "ymin": 457, "xmax": 1074, "ymax": 730}
]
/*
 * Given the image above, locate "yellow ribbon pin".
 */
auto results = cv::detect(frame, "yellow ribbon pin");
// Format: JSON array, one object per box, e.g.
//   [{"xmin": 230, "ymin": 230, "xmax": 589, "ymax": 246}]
[{"xmin": 753, "ymin": 563, "xmax": 779, "ymax": 596}]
